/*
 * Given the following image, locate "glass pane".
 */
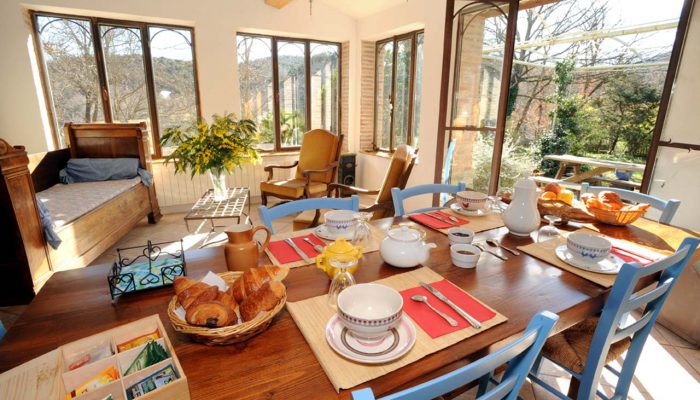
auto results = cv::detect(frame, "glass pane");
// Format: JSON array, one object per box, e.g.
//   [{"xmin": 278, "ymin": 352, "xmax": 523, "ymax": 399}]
[
  {"xmin": 374, "ymin": 41, "xmax": 393, "ymax": 150},
  {"xmin": 149, "ymin": 27, "xmax": 199, "ymax": 155},
  {"xmin": 392, "ymin": 38, "xmax": 412, "ymax": 148},
  {"xmin": 100, "ymin": 25, "xmax": 152, "ymax": 148},
  {"xmin": 310, "ymin": 42, "xmax": 340, "ymax": 132},
  {"xmin": 237, "ymin": 34, "xmax": 274, "ymax": 150},
  {"xmin": 499, "ymin": 0, "xmax": 685, "ymax": 191},
  {"xmin": 277, "ymin": 40, "xmax": 307, "ymax": 147},
  {"xmin": 36, "ymin": 16, "xmax": 104, "ymax": 148},
  {"xmin": 411, "ymin": 32, "xmax": 424, "ymax": 148}
]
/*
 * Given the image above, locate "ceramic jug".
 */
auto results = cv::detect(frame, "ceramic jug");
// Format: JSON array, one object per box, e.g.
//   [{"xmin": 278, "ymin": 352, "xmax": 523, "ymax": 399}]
[
  {"xmin": 316, "ymin": 238, "xmax": 362, "ymax": 278},
  {"xmin": 502, "ymin": 177, "xmax": 541, "ymax": 236},
  {"xmin": 224, "ymin": 224, "xmax": 271, "ymax": 271}
]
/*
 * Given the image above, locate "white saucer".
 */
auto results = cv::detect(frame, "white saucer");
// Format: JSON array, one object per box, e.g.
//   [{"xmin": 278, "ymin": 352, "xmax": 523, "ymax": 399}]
[
  {"xmin": 555, "ymin": 245, "xmax": 623, "ymax": 275},
  {"xmin": 314, "ymin": 225, "xmax": 355, "ymax": 241},
  {"xmin": 325, "ymin": 315, "xmax": 416, "ymax": 364},
  {"xmin": 450, "ymin": 203, "xmax": 492, "ymax": 217}
]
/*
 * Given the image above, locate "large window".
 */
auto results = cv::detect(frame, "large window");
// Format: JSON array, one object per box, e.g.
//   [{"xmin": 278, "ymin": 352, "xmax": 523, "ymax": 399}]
[
  {"xmin": 237, "ymin": 33, "xmax": 340, "ymax": 151},
  {"xmin": 32, "ymin": 12, "xmax": 200, "ymax": 156},
  {"xmin": 374, "ymin": 30, "xmax": 424, "ymax": 151}
]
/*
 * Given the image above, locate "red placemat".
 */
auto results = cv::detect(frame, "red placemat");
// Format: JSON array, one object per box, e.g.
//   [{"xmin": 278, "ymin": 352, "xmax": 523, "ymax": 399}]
[
  {"xmin": 268, "ymin": 234, "xmax": 326, "ymax": 264},
  {"xmin": 408, "ymin": 210, "xmax": 469, "ymax": 230},
  {"xmin": 400, "ymin": 279, "xmax": 496, "ymax": 338},
  {"xmin": 608, "ymin": 238, "xmax": 664, "ymax": 266}
]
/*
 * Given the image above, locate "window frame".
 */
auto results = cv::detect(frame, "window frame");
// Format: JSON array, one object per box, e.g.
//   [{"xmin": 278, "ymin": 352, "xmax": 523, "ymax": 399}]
[
  {"xmin": 373, "ymin": 29, "xmax": 424, "ymax": 152},
  {"xmin": 237, "ymin": 32, "xmax": 342, "ymax": 152},
  {"xmin": 30, "ymin": 10, "xmax": 202, "ymax": 158}
]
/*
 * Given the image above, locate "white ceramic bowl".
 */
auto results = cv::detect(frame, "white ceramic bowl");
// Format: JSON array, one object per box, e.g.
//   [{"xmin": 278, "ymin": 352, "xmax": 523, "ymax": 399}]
[
  {"xmin": 450, "ymin": 244, "xmax": 482, "ymax": 269},
  {"xmin": 448, "ymin": 227, "xmax": 475, "ymax": 245},
  {"xmin": 337, "ymin": 283, "xmax": 403, "ymax": 339},
  {"xmin": 324, "ymin": 210, "xmax": 357, "ymax": 235},
  {"xmin": 456, "ymin": 191, "xmax": 488, "ymax": 211},
  {"xmin": 566, "ymin": 233, "xmax": 611, "ymax": 263}
]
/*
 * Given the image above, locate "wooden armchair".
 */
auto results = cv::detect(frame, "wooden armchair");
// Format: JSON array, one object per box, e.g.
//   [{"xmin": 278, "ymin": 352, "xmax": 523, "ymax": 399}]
[
  {"xmin": 260, "ymin": 129, "xmax": 344, "ymax": 206},
  {"xmin": 292, "ymin": 145, "xmax": 417, "ymax": 230}
]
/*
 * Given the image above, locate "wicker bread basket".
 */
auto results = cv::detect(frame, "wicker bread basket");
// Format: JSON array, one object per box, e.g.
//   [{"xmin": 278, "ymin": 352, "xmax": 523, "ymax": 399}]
[
  {"xmin": 586, "ymin": 206, "xmax": 647, "ymax": 226},
  {"xmin": 167, "ymin": 271, "xmax": 287, "ymax": 345}
]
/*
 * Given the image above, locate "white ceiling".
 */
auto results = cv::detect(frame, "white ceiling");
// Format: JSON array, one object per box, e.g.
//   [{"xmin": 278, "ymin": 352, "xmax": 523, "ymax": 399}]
[{"xmin": 318, "ymin": 0, "xmax": 407, "ymax": 19}]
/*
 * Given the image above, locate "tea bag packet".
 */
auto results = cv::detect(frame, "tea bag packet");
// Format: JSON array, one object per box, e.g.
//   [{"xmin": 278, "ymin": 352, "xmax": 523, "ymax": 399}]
[
  {"xmin": 66, "ymin": 339, "xmax": 113, "ymax": 371},
  {"xmin": 67, "ymin": 365, "xmax": 119, "ymax": 398},
  {"xmin": 117, "ymin": 329, "xmax": 161, "ymax": 352},
  {"xmin": 126, "ymin": 364, "xmax": 178, "ymax": 399},
  {"xmin": 124, "ymin": 341, "xmax": 169, "ymax": 375}
]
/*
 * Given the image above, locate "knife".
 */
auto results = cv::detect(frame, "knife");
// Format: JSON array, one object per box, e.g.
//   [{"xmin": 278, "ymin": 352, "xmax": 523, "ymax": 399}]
[
  {"xmin": 426, "ymin": 212, "xmax": 456, "ymax": 226},
  {"xmin": 419, "ymin": 282, "xmax": 481, "ymax": 329},
  {"xmin": 285, "ymin": 238, "xmax": 312, "ymax": 264}
]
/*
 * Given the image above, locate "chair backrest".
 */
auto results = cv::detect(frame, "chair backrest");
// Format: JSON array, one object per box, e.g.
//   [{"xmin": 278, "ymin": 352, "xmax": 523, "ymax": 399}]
[
  {"xmin": 440, "ymin": 139, "xmax": 457, "ymax": 205},
  {"xmin": 0, "ymin": 320, "xmax": 5, "ymax": 342},
  {"xmin": 351, "ymin": 311, "xmax": 559, "ymax": 400},
  {"xmin": 295, "ymin": 129, "xmax": 344, "ymax": 183},
  {"xmin": 578, "ymin": 237, "xmax": 699, "ymax": 400},
  {"xmin": 391, "ymin": 182, "xmax": 466, "ymax": 216},
  {"xmin": 580, "ymin": 182, "xmax": 681, "ymax": 224},
  {"xmin": 259, "ymin": 195, "xmax": 360, "ymax": 234},
  {"xmin": 373, "ymin": 145, "xmax": 418, "ymax": 219}
]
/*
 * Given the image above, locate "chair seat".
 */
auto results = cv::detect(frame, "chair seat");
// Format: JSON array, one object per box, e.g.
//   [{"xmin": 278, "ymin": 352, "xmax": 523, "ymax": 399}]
[
  {"xmin": 541, "ymin": 316, "xmax": 631, "ymax": 374},
  {"xmin": 260, "ymin": 179, "xmax": 328, "ymax": 199}
]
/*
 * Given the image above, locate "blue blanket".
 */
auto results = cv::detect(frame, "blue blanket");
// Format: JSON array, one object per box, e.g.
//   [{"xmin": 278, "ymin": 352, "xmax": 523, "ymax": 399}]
[
  {"xmin": 59, "ymin": 158, "xmax": 153, "ymax": 186},
  {"xmin": 36, "ymin": 198, "xmax": 61, "ymax": 250}
]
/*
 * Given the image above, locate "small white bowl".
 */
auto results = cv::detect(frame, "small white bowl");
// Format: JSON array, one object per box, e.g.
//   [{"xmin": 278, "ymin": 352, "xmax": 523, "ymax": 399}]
[
  {"xmin": 456, "ymin": 191, "xmax": 488, "ymax": 211},
  {"xmin": 450, "ymin": 244, "xmax": 482, "ymax": 269},
  {"xmin": 567, "ymin": 233, "xmax": 611, "ymax": 263},
  {"xmin": 337, "ymin": 284, "xmax": 403, "ymax": 340},
  {"xmin": 448, "ymin": 227, "xmax": 475, "ymax": 245},
  {"xmin": 324, "ymin": 210, "xmax": 357, "ymax": 236}
]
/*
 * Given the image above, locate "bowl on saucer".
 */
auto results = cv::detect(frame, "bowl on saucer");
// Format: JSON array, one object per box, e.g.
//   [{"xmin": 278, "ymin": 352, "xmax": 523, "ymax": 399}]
[
  {"xmin": 337, "ymin": 283, "xmax": 403, "ymax": 340},
  {"xmin": 566, "ymin": 233, "xmax": 611, "ymax": 263},
  {"xmin": 450, "ymin": 203, "xmax": 492, "ymax": 217},
  {"xmin": 555, "ymin": 245, "xmax": 623, "ymax": 274},
  {"xmin": 324, "ymin": 210, "xmax": 357, "ymax": 237},
  {"xmin": 456, "ymin": 191, "xmax": 488, "ymax": 211}
]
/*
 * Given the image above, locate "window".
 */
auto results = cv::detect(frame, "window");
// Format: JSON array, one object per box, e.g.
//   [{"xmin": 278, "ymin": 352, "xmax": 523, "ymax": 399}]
[
  {"xmin": 374, "ymin": 30, "xmax": 424, "ymax": 151},
  {"xmin": 32, "ymin": 12, "xmax": 200, "ymax": 156},
  {"xmin": 237, "ymin": 33, "xmax": 340, "ymax": 151}
]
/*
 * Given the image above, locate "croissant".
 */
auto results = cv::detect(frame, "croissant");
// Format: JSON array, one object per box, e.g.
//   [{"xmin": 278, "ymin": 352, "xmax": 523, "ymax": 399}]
[
  {"xmin": 240, "ymin": 281, "xmax": 286, "ymax": 322},
  {"xmin": 229, "ymin": 265, "xmax": 289, "ymax": 303},
  {"xmin": 216, "ymin": 290, "xmax": 239, "ymax": 314},
  {"xmin": 186, "ymin": 300, "xmax": 236, "ymax": 328},
  {"xmin": 178, "ymin": 283, "xmax": 218, "ymax": 309}
]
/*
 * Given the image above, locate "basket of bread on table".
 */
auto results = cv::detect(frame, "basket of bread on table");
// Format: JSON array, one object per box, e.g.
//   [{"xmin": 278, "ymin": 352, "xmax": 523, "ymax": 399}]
[{"xmin": 167, "ymin": 265, "xmax": 289, "ymax": 345}]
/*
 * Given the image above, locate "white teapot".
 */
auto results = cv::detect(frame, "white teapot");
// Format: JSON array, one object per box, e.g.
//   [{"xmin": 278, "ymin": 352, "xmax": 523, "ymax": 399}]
[{"xmin": 380, "ymin": 226, "xmax": 437, "ymax": 268}]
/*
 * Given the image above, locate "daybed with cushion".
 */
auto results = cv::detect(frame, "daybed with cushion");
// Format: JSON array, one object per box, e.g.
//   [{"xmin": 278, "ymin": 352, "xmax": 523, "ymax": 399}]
[{"xmin": 0, "ymin": 122, "xmax": 161, "ymax": 305}]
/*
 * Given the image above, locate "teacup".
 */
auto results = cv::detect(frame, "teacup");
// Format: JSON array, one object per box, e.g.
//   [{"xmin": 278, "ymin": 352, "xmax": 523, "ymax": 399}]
[
  {"xmin": 456, "ymin": 191, "xmax": 488, "ymax": 211},
  {"xmin": 324, "ymin": 210, "xmax": 357, "ymax": 236},
  {"xmin": 337, "ymin": 283, "xmax": 403, "ymax": 340},
  {"xmin": 450, "ymin": 243, "xmax": 482, "ymax": 269},
  {"xmin": 448, "ymin": 227, "xmax": 475, "ymax": 245},
  {"xmin": 566, "ymin": 233, "xmax": 611, "ymax": 263}
]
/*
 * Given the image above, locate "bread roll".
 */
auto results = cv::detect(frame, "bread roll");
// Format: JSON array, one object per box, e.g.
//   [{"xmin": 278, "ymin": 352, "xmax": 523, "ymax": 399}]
[
  {"xmin": 229, "ymin": 265, "xmax": 289, "ymax": 303},
  {"xmin": 186, "ymin": 301, "xmax": 236, "ymax": 328},
  {"xmin": 240, "ymin": 281, "xmax": 286, "ymax": 322},
  {"xmin": 178, "ymin": 283, "xmax": 218, "ymax": 309},
  {"xmin": 598, "ymin": 191, "xmax": 622, "ymax": 204}
]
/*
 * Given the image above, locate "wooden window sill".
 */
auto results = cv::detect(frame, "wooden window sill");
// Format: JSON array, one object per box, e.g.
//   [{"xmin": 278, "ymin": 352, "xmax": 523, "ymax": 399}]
[{"xmin": 361, "ymin": 150, "xmax": 393, "ymax": 160}]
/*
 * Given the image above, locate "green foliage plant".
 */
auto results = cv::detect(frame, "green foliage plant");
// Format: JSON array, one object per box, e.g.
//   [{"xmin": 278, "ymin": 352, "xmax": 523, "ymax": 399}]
[{"xmin": 159, "ymin": 113, "xmax": 261, "ymax": 178}]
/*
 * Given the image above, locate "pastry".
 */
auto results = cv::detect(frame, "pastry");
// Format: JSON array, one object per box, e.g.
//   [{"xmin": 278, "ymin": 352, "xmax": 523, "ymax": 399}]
[
  {"xmin": 178, "ymin": 283, "xmax": 218, "ymax": 309},
  {"xmin": 185, "ymin": 300, "xmax": 236, "ymax": 328},
  {"xmin": 598, "ymin": 190, "xmax": 622, "ymax": 204},
  {"xmin": 229, "ymin": 265, "xmax": 289, "ymax": 303},
  {"xmin": 173, "ymin": 276, "xmax": 197, "ymax": 296},
  {"xmin": 216, "ymin": 290, "xmax": 239, "ymax": 314},
  {"xmin": 239, "ymin": 281, "xmax": 286, "ymax": 322}
]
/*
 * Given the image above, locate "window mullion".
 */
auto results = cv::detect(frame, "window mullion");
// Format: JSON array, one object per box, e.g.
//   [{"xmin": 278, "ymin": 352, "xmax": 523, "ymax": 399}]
[
  {"xmin": 304, "ymin": 41, "xmax": 311, "ymax": 134},
  {"xmin": 271, "ymin": 37, "xmax": 282, "ymax": 152},
  {"xmin": 140, "ymin": 24, "xmax": 162, "ymax": 158},
  {"xmin": 389, "ymin": 38, "xmax": 398, "ymax": 152},
  {"xmin": 406, "ymin": 33, "xmax": 417, "ymax": 147},
  {"xmin": 92, "ymin": 18, "xmax": 113, "ymax": 123}
]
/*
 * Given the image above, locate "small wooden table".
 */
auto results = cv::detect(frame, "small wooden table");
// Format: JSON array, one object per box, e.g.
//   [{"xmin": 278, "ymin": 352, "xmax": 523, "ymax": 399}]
[
  {"xmin": 543, "ymin": 154, "xmax": 645, "ymax": 189},
  {"xmin": 184, "ymin": 187, "xmax": 250, "ymax": 232},
  {"xmin": 0, "ymin": 217, "xmax": 696, "ymax": 399}
]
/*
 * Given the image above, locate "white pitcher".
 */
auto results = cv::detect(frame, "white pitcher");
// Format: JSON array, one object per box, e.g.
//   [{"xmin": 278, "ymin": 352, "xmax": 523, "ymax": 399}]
[{"xmin": 502, "ymin": 178, "xmax": 541, "ymax": 236}]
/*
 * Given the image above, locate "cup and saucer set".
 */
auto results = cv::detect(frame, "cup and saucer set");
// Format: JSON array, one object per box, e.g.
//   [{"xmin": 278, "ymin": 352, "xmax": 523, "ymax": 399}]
[
  {"xmin": 555, "ymin": 232, "xmax": 624, "ymax": 274},
  {"xmin": 450, "ymin": 191, "xmax": 494, "ymax": 217},
  {"xmin": 314, "ymin": 210, "xmax": 358, "ymax": 241}
]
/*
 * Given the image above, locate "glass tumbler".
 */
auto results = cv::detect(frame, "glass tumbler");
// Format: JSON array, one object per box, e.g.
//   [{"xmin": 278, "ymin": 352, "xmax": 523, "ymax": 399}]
[
  {"xmin": 327, "ymin": 255, "xmax": 357, "ymax": 309},
  {"xmin": 537, "ymin": 214, "xmax": 562, "ymax": 248},
  {"xmin": 352, "ymin": 212, "xmax": 373, "ymax": 249}
]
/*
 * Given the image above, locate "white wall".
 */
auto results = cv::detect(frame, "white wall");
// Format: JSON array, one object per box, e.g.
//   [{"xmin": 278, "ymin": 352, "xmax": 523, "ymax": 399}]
[
  {"xmin": 650, "ymin": 0, "xmax": 700, "ymax": 231},
  {"xmin": 0, "ymin": 0, "xmax": 357, "ymax": 153}
]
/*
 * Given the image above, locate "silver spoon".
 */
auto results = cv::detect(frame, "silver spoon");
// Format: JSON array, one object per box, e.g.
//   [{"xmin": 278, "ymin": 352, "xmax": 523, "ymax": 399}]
[
  {"xmin": 411, "ymin": 295, "xmax": 458, "ymax": 327},
  {"xmin": 485, "ymin": 239, "xmax": 520, "ymax": 256},
  {"xmin": 303, "ymin": 237, "xmax": 324, "ymax": 253},
  {"xmin": 474, "ymin": 243, "xmax": 508, "ymax": 261}
]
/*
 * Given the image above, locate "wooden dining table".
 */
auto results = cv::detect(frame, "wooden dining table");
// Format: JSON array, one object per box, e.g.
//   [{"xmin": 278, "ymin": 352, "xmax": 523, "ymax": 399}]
[{"xmin": 0, "ymin": 216, "xmax": 697, "ymax": 399}]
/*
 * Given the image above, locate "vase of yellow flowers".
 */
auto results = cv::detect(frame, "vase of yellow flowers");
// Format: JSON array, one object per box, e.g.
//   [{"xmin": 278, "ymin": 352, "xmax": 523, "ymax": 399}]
[{"xmin": 160, "ymin": 113, "xmax": 260, "ymax": 201}]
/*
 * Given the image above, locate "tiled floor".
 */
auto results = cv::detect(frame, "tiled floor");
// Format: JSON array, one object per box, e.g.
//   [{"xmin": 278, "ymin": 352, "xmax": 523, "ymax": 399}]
[{"xmin": 2, "ymin": 205, "xmax": 698, "ymax": 399}]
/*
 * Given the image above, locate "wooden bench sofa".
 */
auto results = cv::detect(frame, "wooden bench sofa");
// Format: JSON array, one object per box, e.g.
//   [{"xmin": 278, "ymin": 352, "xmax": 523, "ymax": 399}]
[{"xmin": 0, "ymin": 123, "xmax": 161, "ymax": 305}]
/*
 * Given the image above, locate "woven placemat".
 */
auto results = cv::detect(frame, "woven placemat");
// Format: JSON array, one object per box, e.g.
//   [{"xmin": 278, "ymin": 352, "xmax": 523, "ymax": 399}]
[
  {"xmin": 287, "ymin": 267, "xmax": 507, "ymax": 392},
  {"xmin": 517, "ymin": 228, "xmax": 618, "ymax": 287},
  {"xmin": 264, "ymin": 224, "xmax": 383, "ymax": 268}
]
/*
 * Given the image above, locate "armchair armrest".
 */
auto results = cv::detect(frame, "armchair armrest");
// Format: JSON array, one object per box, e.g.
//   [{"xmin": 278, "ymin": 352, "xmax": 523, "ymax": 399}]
[
  {"xmin": 264, "ymin": 161, "xmax": 299, "ymax": 180},
  {"xmin": 327, "ymin": 183, "xmax": 380, "ymax": 198},
  {"xmin": 301, "ymin": 161, "xmax": 338, "ymax": 180}
]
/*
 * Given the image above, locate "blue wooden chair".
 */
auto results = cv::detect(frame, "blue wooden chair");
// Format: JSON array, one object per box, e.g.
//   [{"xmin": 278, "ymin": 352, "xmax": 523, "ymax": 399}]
[
  {"xmin": 258, "ymin": 195, "xmax": 360, "ymax": 234},
  {"xmin": 580, "ymin": 182, "xmax": 681, "ymax": 224},
  {"xmin": 440, "ymin": 139, "xmax": 457, "ymax": 206},
  {"xmin": 391, "ymin": 183, "xmax": 466, "ymax": 216},
  {"xmin": 529, "ymin": 237, "xmax": 700, "ymax": 400},
  {"xmin": 352, "ymin": 311, "xmax": 558, "ymax": 400}
]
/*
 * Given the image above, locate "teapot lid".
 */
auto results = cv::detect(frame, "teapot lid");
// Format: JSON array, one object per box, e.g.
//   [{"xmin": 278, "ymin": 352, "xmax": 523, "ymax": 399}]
[
  {"xmin": 386, "ymin": 226, "xmax": 422, "ymax": 242},
  {"xmin": 326, "ymin": 237, "xmax": 357, "ymax": 254}
]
